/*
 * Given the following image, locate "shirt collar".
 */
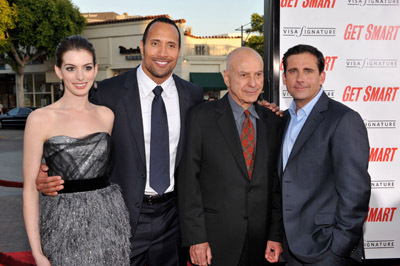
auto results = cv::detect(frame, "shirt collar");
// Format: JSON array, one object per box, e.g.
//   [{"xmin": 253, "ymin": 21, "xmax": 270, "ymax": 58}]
[
  {"xmin": 137, "ymin": 64, "xmax": 174, "ymax": 98},
  {"xmin": 228, "ymin": 93, "xmax": 259, "ymax": 121},
  {"xmin": 289, "ymin": 88, "xmax": 323, "ymax": 118}
]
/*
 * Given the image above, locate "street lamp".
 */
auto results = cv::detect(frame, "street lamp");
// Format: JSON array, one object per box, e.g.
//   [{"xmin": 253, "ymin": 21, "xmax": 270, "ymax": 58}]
[{"xmin": 235, "ymin": 22, "xmax": 251, "ymax": 47}]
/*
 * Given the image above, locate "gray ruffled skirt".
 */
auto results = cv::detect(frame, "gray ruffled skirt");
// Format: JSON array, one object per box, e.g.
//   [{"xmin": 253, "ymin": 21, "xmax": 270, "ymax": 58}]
[{"xmin": 39, "ymin": 184, "xmax": 131, "ymax": 266}]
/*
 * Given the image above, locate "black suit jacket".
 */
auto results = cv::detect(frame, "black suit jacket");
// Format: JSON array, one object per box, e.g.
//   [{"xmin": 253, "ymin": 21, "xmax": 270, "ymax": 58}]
[
  {"xmin": 90, "ymin": 67, "xmax": 203, "ymax": 237},
  {"xmin": 278, "ymin": 92, "xmax": 371, "ymax": 263},
  {"xmin": 178, "ymin": 94, "xmax": 283, "ymax": 266}
]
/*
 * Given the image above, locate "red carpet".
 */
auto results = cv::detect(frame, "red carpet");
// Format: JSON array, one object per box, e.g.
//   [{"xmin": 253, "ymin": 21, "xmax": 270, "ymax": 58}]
[
  {"xmin": 0, "ymin": 251, "xmax": 192, "ymax": 265},
  {"xmin": 0, "ymin": 251, "xmax": 35, "ymax": 266},
  {"xmin": 0, "ymin": 179, "xmax": 23, "ymax": 188}
]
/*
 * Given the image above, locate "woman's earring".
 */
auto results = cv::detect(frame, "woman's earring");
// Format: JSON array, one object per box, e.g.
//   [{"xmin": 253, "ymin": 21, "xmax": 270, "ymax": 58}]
[
  {"xmin": 59, "ymin": 80, "xmax": 64, "ymax": 91},
  {"xmin": 93, "ymin": 81, "xmax": 98, "ymax": 89}
]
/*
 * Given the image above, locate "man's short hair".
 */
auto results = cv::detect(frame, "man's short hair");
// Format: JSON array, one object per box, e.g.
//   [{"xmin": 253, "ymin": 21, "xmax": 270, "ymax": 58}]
[
  {"xmin": 142, "ymin": 17, "xmax": 181, "ymax": 48},
  {"xmin": 282, "ymin": 44, "xmax": 325, "ymax": 74}
]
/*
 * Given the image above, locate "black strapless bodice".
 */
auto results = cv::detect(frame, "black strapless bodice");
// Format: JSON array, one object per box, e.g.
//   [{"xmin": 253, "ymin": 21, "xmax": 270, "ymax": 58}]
[{"xmin": 43, "ymin": 132, "xmax": 111, "ymax": 181}]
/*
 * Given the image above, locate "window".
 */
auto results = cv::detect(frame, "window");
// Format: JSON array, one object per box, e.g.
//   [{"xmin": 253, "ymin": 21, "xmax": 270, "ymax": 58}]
[
  {"xmin": 8, "ymin": 108, "xmax": 18, "ymax": 115},
  {"xmin": 18, "ymin": 108, "xmax": 31, "ymax": 115},
  {"xmin": 195, "ymin": 44, "xmax": 209, "ymax": 55},
  {"xmin": 24, "ymin": 73, "xmax": 49, "ymax": 106}
]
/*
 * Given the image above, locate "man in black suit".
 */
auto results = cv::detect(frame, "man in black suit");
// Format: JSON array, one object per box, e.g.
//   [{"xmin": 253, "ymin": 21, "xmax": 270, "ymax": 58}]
[
  {"xmin": 36, "ymin": 17, "xmax": 203, "ymax": 266},
  {"xmin": 178, "ymin": 47, "xmax": 283, "ymax": 266},
  {"xmin": 279, "ymin": 44, "xmax": 371, "ymax": 265}
]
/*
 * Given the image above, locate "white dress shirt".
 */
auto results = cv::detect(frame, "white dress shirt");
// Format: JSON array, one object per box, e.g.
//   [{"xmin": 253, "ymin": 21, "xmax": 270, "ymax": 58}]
[{"xmin": 137, "ymin": 64, "xmax": 181, "ymax": 195}]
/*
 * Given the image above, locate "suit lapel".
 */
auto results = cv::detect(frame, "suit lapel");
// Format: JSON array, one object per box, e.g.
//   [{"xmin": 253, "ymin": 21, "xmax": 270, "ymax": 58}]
[
  {"xmin": 173, "ymin": 74, "xmax": 191, "ymax": 169},
  {"xmin": 285, "ymin": 92, "xmax": 329, "ymax": 167},
  {"xmin": 216, "ymin": 95, "xmax": 248, "ymax": 178},
  {"xmin": 251, "ymin": 105, "xmax": 269, "ymax": 182},
  {"xmin": 278, "ymin": 111, "xmax": 291, "ymax": 177},
  {"xmin": 121, "ymin": 67, "xmax": 146, "ymax": 166}
]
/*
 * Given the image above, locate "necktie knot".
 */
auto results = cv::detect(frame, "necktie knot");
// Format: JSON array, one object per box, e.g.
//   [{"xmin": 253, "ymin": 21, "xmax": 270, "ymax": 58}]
[
  {"xmin": 244, "ymin": 110, "xmax": 250, "ymax": 118},
  {"xmin": 153, "ymin": 86, "xmax": 163, "ymax": 97}
]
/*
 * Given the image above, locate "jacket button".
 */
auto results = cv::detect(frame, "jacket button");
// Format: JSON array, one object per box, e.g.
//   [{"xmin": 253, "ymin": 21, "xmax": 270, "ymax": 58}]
[{"xmin": 135, "ymin": 202, "xmax": 140, "ymax": 208}]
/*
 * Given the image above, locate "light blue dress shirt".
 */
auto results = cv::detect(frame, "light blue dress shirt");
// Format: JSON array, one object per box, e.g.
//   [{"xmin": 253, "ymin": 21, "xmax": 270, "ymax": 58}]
[{"xmin": 282, "ymin": 89, "xmax": 323, "ymax": 170}]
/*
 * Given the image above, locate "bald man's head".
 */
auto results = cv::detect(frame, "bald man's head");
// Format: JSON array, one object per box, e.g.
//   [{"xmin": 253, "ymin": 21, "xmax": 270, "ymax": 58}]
[
  {"xmin": 223, "ymin": 47, "xmax": 264, "ymax": 109},
  {"xmin": 226, "ymin": 47, "xmax": 263, "ymax": 72}
]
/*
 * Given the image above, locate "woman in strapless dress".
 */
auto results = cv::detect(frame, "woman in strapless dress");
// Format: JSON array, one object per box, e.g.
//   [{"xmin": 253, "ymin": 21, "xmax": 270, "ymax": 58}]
[{"xmin": 23, "ymin": 35, "xmax": 130, "ymax": 266}]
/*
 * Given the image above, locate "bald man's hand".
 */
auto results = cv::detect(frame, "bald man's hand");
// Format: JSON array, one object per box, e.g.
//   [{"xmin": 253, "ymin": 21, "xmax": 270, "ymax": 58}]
[
  {"xmin": 265, "ymin": 240, "xmax": 282, "ymax": 263},
  {"xmin": 190, "ymin": 242, "xmax": 212, "ymax": 266},
  {"xmin": 36, "ymin": 163, "xmax": 64, "ymax": 196},
  {"xmin": 258, "ymin": 100, "xmax": 283, "ymax": 117}
]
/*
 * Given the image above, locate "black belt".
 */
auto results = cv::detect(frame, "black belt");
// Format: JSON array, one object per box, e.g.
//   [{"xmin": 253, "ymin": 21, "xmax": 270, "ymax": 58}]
[
  {"xmin": 143, "ymin": 192, "xmax": 174, "ymax": 204},
  {"xmin": 57, "ymin": 175, "xmax": 110, "ymax": 194}
]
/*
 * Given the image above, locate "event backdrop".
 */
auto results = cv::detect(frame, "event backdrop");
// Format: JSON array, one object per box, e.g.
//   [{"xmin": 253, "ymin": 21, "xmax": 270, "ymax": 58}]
[{"xmin": 279, "ymin": 0, "xmax": 400, "ymax": 259}]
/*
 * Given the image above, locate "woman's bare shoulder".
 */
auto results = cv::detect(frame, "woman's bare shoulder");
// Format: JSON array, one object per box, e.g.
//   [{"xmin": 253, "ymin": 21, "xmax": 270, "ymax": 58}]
[
  {"xmin": 27, "ymin": 106, "xmax": 53, "ymax": 123},
  {"xmin": 94, "ymin": 105, "xmax": 114, "ymax": 120},
  {"xmin": 25, "ymin": 105, "xmax": 61, "ymax": 137},
  {"xmin": 91, "ymin": 104, "xmax": 114, "ymax": 133}
]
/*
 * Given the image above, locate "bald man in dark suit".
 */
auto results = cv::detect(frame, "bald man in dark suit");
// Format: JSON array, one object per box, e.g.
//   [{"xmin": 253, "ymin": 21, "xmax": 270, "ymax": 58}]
[{"xmin": 178, "ymin": 47, "xmax": 283, "ymax": 266}]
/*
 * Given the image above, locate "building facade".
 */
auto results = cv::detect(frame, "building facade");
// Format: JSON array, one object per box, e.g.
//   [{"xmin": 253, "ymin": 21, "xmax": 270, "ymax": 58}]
[{"xmin": 0, "ymin": 14, "xmax": 241, "ymax": 110}]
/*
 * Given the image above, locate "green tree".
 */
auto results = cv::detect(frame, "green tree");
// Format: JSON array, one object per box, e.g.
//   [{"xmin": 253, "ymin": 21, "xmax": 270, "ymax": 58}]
[
  {"xmin": 245, "ymin": 13, "xmax": 264, "ymax": 59},
  {"xmin": 0, "ymin": 0, "xmax": 17, "ymax": 42},
  {"xmin": 0, "ymin": 0, "xmax": 85, "ymax": 107}
]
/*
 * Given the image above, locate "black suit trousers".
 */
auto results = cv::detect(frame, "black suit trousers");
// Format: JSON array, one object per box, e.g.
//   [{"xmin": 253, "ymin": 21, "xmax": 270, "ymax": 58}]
[{"xmin": 130, "ymin": 197, "xmax": 180, "ymax": 266}]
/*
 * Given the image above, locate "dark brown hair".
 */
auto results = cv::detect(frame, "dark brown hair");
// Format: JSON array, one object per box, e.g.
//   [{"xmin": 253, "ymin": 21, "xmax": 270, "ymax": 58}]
[{"xmin": 55, "ymin": 35, "xmax": 96, "ymax": 67}]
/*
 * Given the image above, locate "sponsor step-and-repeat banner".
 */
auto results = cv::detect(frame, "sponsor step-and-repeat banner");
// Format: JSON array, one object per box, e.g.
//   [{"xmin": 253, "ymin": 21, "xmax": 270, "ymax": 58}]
[{"xmin": 279, "ymin": 0, "xmax": 400, "ymax": 259}]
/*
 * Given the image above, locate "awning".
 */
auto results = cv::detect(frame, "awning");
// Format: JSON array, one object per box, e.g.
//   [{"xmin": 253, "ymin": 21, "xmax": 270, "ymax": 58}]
[{"xmin": 189, "ymin": 72, "xmax": 227, "ymax": 91}]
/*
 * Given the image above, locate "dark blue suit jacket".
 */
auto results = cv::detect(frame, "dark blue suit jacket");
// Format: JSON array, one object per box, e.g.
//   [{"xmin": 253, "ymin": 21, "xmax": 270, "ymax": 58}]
[
  {"xmin": 90, "ymin": 67, "xmax": 203, "ymax": 238},
  {"xmin": 278, "ymin": 92, "xmax": 371, "ymax": 263}
]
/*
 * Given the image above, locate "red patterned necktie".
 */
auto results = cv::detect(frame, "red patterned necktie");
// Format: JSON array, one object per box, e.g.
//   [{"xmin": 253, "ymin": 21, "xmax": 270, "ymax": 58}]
[{"xmin": 240, "ymin": 110, "xmax": 255, "ymax": 179}]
